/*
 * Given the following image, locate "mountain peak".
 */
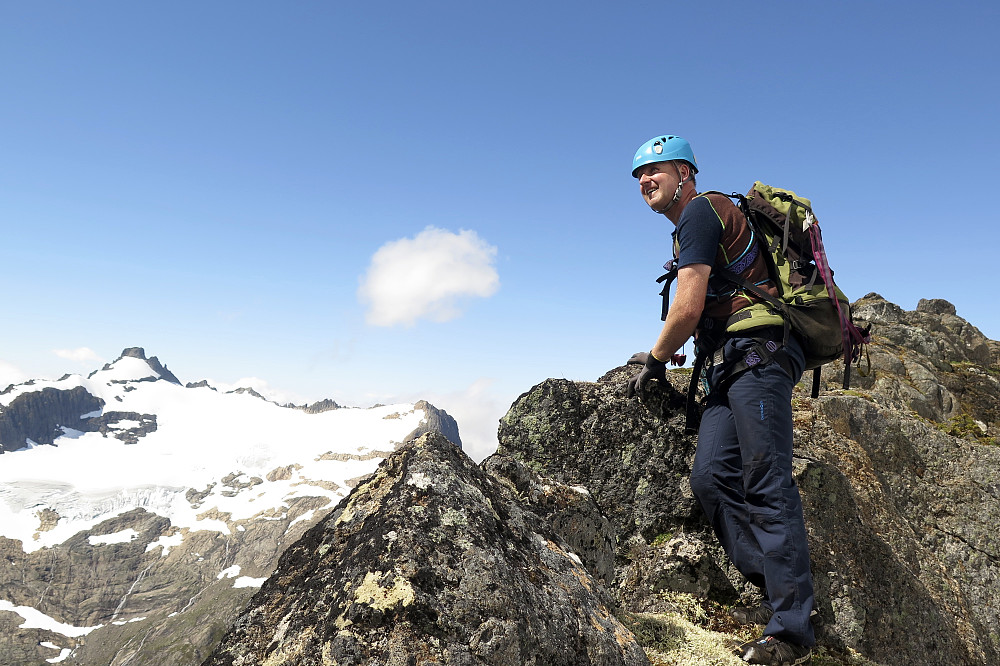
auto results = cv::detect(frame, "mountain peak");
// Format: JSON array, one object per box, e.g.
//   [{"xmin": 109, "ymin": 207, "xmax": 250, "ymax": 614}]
[{"xmin": 89, "ymin": 348, "xmax": 182, "ymax": 385}]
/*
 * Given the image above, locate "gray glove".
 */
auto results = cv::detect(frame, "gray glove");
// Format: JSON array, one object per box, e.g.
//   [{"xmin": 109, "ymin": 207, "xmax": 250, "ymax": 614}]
[{"xmin": 626, "ymin": 351, "xmax": 666, "ymax": 398}]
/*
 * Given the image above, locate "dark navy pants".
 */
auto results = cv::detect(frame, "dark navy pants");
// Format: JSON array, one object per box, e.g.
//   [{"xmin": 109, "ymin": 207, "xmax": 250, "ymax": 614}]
[{"xmin": 690, "ymin": 335, "xmax": 816, "ymax": 646}]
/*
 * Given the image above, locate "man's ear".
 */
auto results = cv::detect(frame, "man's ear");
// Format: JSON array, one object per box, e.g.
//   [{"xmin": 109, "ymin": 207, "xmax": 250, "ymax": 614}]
[{"xmin": 676, "ymin": 161, "xmax": 690, "ymax": 182}]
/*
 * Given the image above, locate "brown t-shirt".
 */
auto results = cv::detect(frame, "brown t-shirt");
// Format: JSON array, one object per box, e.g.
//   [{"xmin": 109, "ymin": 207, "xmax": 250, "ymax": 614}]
[{"xmin": 673, "ymin": 192, "xmax": 777, "ymax": 322}]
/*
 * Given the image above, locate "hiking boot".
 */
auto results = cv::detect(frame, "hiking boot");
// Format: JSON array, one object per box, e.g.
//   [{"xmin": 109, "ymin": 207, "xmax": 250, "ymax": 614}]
[
  {"xmin": 730, "ymin": 603, "xmax": 773, "ymax": 626},
  {"xmin": 734, "ymin": 635, "xmax": 812, "ymax": 665}
]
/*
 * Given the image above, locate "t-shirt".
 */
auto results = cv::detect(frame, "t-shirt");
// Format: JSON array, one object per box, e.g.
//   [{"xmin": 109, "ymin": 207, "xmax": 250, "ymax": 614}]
[{"xmin": 672, "ymin": 192, "xmax": 778, "ymax": 322}]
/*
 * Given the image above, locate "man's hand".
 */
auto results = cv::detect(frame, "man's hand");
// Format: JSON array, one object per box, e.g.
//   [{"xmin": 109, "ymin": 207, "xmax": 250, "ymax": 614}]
[
  {"xmin": 626, "ymin": 351, "xmax": 667, "ymax": 398},
  {"xmin": 627, "ymin": 352, "xmax": 650, "ymax": 366}
]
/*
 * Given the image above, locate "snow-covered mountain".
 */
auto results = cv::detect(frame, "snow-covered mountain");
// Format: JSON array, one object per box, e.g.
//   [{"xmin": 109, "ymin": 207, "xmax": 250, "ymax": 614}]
[{"xmin": 0, "ymin": 348, "xmax": 460, "ymax": 665}]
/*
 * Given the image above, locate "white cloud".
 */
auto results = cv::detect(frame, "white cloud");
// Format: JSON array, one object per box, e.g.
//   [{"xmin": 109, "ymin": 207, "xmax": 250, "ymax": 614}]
[
  {"xmin": 53, "ymin": 347, "xmax": 101, "ymax": 362},
  {"xmin": 358, "ymin": 227, "xmax": 499, "ymax": 327},
  {"xmin": 0, "ymin": 360, "xmax": 29, "ymax": 388}
]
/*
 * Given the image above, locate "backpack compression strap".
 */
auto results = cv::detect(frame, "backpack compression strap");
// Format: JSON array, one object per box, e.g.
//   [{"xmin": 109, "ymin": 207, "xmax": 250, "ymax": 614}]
[
  {"xmin": 805, "ymin": 216, "xmax": 872, "ymax": 387},
  {"xmin": 656, "ymin": 259, "xmax": 679, "ymax": 321}
]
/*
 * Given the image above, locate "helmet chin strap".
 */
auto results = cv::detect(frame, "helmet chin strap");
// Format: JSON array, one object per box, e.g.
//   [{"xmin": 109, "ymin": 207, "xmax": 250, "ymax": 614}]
[{"xmin": 657, "ymin": 163, "xmax": 691, "ymax": 215}]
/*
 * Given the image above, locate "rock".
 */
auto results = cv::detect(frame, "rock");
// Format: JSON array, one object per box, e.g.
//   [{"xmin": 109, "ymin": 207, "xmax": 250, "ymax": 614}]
[
  {"xmin": 481, "ymin": 452, "xmax": 616, "ymax": 585},
  {"xmin": 497, "ymin": 370, "xmax": 697, "ymax": 544},
  {"xmin": 102, "ymin": 347, "xmax": 183, "ymax": 385},
  {"xmin": 405, "ymin": 400, "xmax": 463, "ymax": 448},
  {"xmin": 0, "ymin": 359, "xmax": 460, "ymax": 665},
  {"xmin": 916, "ymin": 298, "xmax": 957, "ymax": 316},
  {"xmin": 0, "ymin": 386, "xmax": 105, "ymax": 453},
  {"xmin": 495, "ymin": 294, "xmax": 1000, "ymax": 666},
  {"xmin": 226, "ymin": 387, "xmax": 268, "ymax": 400},
  {"xmin": 299, "ymin": 398, "xmax": 341, "ymax": 413},
  {"xmin": 9, "ymin": 295, "xmax": 1000, "ymax": 664},
  {"xmin": 203, "ymin": 432, "xmax": 649, "ymax": 666},
  {"xmin": 0, "ymin": 384, "xmax": 160, "ymax": 452},
  {"xmin": 186, "ymin": 380, "xmax": 214, "ymax": 389},
  {"xmin": 0, "ymin": 498, "xmax": 330, "ymax": 666},
  {"xmin": 87, "ymin": 411, "xmax": 158, "ymax": 444}
]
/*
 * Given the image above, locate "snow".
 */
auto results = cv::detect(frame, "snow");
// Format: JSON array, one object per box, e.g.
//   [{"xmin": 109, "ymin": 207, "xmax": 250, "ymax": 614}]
[
  {"xmin": 89, "ymin": 529, "xmax": 139, "ymax": 545},
  {"xmin": 144, "ymin": 530, "xmax": 185, "ymax": 556},
  {"xmin": 216, "ymin": 565, "xmax": 265, "ymax": 587},
  {"xmin": 0, "ymin": 600, "xmax": 103, "ymax": 638},
  {"xmin": 88, "ymin": 356, "xmax": 161, "ymax": 383},
  {"xmin": 0, "ymin": 356, "xmax": 430, "ymax": 553},
  {"xmin": 111, "ymin": 616, "xmax": 147, "ymax": 625},
  {"xmin": 41, "ymin": 641, "xmax": 71, "ymax": 664},
  {"xmin": 217, "ymin": 565, "xmax": 241, "ymax": 579},
  {"xmin": 107, "ymin": 419, "xmax": 142, "ymax": 430},
  {"xmin": 233, "ymin": 576, "xmax": 267, "ymax": 588},
  {"xmin": 288, "ymin": 508, "xmax": 316, "ymax": 529}
]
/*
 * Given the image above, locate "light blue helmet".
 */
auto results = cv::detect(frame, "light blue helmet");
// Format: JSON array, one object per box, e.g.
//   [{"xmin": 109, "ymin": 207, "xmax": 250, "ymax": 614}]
[{"xmin": 631, "ymin": 135, "xmax": 698, "ymax": 178}]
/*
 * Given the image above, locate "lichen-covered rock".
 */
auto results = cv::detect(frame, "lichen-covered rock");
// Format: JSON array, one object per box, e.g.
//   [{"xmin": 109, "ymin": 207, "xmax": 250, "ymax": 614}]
[
  {"xmin": 497, "ymin": 370, "xmax": 698, "ymax": 544},
  {"xmin": 203, "ymin": 432, "xmax": 649, "ymax": 666},
  {"xmin": 481, "ymin": 452, "xmax": 616, "ymax": 585},
  {"xmin": 497, "ymin": 294, "xmax": 1000, "ymax": 666}
]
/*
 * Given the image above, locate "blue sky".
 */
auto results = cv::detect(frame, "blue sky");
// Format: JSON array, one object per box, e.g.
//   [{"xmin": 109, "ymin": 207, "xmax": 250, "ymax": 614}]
[{"xmin": 2, "ymin": 2, "xmax": 998, "ymax": 460}]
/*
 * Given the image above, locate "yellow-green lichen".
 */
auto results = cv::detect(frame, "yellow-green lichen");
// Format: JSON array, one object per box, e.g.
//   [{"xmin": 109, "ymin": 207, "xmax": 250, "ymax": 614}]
[{"xmin": 353, "ymin": 571, "xmax": 415, "ymax": 611}]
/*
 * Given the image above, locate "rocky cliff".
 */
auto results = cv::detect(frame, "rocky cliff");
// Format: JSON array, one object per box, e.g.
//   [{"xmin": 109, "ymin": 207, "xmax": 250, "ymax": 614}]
[
  {"xmin": 0, "ymin": 385, "xmax": 106, "ymax": 452},
  {"xmin": 204, "ymin": 294, "xmax": 1000, "ymax": 666}
]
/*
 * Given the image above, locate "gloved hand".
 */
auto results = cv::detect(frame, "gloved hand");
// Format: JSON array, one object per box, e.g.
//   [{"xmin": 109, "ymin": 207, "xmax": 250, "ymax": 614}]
[
  {"xmin": 626, "ymin": 351, "xmax": 667, "ymax": 398},
  {"xmin": 628, "ymin": 351, "xmax": 686, "ymax": 367},
  {"xmin": 627, "ymin": 351, "xmax": 649, "ymax": 366}
]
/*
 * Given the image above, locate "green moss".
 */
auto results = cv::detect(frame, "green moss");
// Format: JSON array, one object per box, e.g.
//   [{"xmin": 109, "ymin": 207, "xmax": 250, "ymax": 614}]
[
  {"xmin": 619, "ymin": 605, "xmax": 884, "ymax": 666},
  {"xmin": 618, "ymin": 611, "xmax": 686, "ymax": 654},
  {"xmin": 651, "ymin": 533, "xmax": 674, "ymax": 548},
  {"xmin": 620, "ymin": 608, "xmax": 749, "ymax": 666},
  {"xmin": 939, "ymin": 413, "xmax": 997, "ymax": 445}
]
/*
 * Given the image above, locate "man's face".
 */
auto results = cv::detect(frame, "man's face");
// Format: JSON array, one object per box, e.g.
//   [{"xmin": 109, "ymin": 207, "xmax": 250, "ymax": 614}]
[{"xmin": 635, "ymin": 161, "xmax": 683, "ymax": 213}]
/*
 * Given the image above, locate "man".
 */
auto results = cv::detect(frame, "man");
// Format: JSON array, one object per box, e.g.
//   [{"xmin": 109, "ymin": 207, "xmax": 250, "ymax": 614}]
[{"xmin": 626, "ymin": 135, "xmax": 815, "ymax": 665}]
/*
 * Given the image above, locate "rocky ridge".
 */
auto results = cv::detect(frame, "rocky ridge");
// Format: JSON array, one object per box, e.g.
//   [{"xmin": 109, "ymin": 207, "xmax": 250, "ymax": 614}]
[
  {"xmin": 204, "ymin": 432, "xmax": 645, "ymax": 666},
  {"xmin": 496, "ymin": 294, "xmax": 1000, "ymax": 666},
  {"xmin": 205, "ymin": 294, "xmax": 1000, "ymax": 666}
]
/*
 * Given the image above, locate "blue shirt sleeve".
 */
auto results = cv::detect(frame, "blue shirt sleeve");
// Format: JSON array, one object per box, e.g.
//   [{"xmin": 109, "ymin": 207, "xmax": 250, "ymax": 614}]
[{"xmin": 674, "ymin": 196, "xmax": 722, "ymax": 268}]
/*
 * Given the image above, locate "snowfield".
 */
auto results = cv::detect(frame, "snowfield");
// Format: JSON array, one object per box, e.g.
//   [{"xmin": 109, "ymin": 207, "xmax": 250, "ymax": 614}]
[{"xmin": 0, "ymin": 355, "xmax": 429, "ymax": 552}]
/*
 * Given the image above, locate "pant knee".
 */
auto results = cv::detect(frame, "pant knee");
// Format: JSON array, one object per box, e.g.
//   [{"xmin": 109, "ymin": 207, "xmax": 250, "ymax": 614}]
[{"xmin": 689, "ymin": 466, "xmax": 716, "ymax": 506}]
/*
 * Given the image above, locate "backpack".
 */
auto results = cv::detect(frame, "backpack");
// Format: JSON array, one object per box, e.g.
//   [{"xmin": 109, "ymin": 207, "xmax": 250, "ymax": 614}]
[{"xmin": 658, "ymin": 182, "xmax": 871, "ymax": 428}]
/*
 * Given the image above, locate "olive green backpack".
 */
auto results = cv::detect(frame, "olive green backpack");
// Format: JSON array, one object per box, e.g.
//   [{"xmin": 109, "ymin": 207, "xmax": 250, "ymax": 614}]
[{"xmin": 711, "ymin": 182, "xmax": 871, "ymax": 395}]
